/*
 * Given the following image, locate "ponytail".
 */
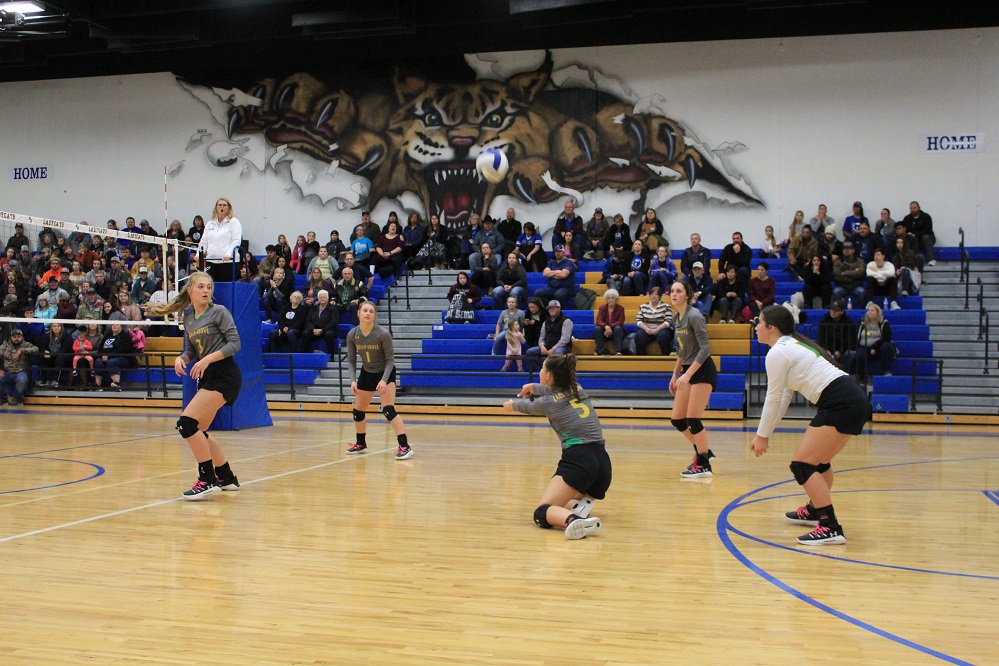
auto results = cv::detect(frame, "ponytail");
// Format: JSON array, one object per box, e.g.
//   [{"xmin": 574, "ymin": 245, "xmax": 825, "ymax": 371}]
[
  {"xmin": 544, "ymin": 353, "xmax": 580, "ymax": 400},
  {"xmin": 145, "ymin": 271, "xmax": 211, "ymax": 317},
  {"xmin": 759, "ymin": 304, "xmax": 841, "ymax": 370}
]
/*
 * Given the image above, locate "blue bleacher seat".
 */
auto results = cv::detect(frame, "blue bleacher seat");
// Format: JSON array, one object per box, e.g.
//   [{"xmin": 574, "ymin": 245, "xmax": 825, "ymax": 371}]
[{"xmin": 871, "ymin": 394, "xmax": 909, "ymax": 412}]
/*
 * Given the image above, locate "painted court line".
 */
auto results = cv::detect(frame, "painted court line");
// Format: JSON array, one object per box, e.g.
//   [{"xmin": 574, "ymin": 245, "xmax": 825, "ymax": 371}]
[{"xmin": 984, "ymin": 491, "xmax": 999, "ymax": 507}]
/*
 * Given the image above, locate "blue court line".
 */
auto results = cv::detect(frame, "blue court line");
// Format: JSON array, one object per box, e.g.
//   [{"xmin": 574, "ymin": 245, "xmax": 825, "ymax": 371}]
[
  {"xmin": 0, "ymin": 457, "xmax": 105, "ymax": 495},
  {"xmin": 717, "ymin": 458, "xmax": 998, "ymax": 665},
  {"xmin": 984, "ymin": 491, "xmax": 999, "ymax": 507}
]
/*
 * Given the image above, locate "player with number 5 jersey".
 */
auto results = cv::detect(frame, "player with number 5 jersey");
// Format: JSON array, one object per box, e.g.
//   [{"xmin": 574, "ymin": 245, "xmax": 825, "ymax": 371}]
[
  {"xmin": 344, "ymin": 301, "xmax": 412, "ymax": 459},
  {"xmin": 503, "ymin": 354, "xmax": 611, "ymax": 540}
]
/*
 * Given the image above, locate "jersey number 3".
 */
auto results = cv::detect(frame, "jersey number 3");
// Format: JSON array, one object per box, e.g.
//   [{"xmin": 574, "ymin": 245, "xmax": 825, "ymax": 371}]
[{"xmin": 569, "ymin": 398, "xmax": 590, "ymax": 419}]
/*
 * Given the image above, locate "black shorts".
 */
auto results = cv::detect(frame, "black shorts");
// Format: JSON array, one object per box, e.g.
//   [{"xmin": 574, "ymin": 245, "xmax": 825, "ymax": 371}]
[
  {"xmin": 810, "ymin": 375, "xmax": 869, "ymax": 435},
  {"xmin": 554, "ymin": 443, "xmax": 613, "ymax": 500},
  {"xmin": 197, "ymin": 356, "xmax": 242, "ymax": 406},
  {"xmin": 356, "ymin": 366, "xmax": 397, "ymax": 392},
  {"xmin": 684, "ymin": 356, "xmax": 718, "ymax": 390}
]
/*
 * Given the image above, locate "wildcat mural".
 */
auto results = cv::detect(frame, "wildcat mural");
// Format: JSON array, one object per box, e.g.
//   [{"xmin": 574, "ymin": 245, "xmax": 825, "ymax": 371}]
[{"xmin": 184, "ymin": 52, "xmax": 762, "ymax": 232}]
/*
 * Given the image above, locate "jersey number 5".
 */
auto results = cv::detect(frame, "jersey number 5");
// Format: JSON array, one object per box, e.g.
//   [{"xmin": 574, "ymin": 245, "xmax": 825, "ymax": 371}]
[{"xmin": 569, "ymin": 398, "xmax": 590, "ymax": 419}]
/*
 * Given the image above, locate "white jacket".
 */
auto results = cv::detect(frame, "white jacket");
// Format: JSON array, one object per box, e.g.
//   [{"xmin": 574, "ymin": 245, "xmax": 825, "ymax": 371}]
[
  {"xmin": 866, "ymin": 259, "xmax": 895, "ymax": 284},
  {"xmin": 200, "ymin": 217, "xmax": 243, "ymax": 261}
]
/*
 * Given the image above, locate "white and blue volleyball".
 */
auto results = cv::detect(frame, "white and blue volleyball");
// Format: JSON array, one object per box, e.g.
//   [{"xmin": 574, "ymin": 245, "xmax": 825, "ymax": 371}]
[{"xmin": 475, "ymin": 149, "xmax": 509, "ymax": 184}]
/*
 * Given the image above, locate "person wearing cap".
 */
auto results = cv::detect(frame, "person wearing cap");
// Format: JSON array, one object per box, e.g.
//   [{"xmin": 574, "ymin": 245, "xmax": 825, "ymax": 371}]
[
  {"xmin": 198, "ymin": 198, "xmax": 243, "ymax": 282},
  {"xmin": 0, "ymin": 328, "xmax": 39, "ymax": 405},
  {"xmin": 327, "ymin": 228, "xmax": 349, "ymax": 261},
  {"xmin": 525, "ymin": 300, "xmax": 573, "ymax": 365},
  {"xmin": 471, "ymin": 216, "xmax": 504, "ymax": 262},
  {"xmin": 680, "ymin": 233, "xmax": 711, "ymax": 277},
  {"xmin": 820, "ymin": 227, "xmax": 843, "ymax": 266},
  {"xmin": 42, "ymin": 277, "xmax": 69, "ymax": 305},
  {"xmin": 6, "ymin": 223, "xmax": 30, "ymax": 254},
  {"xmin": 130, "ymin": 265, "xmax": 160, "ymax": 305},
  {"xmin": 818, "ymin": 299, "xmax": 859, "ymax": 371},
  {"xmin": 38, "ymin": 258, "xmax": 65, "ymax": 288},
  {"xmin": 583, "ymin": 207, "xmax": 608, "ymax": 260},
  {"xmin": 688, "ymin": 261, "xmax": 713, "ymax": 317},
  {"xmin": 602, "ymin": 213, "xmax": 632, "ymax": 253},
  {"xmin": 77, "ymin": 288, "xmax": 104, "ymax": 321},
  {"xmin": 842, "ymin": 202, "xmax": 868, "ymax": 239},
  {"xmin": 56, "ymin": 290, "xmax": 78, "ymax": 320},
  {"xmin": 105, "ymin": 257, "xmax": 130, "ymax": 292},
  {"xmin": 831, "ymin": 241, "xmax": 866, "ymax": 307},
  {"xmin": 496, "ymin": 208, "xmax": 521, "ymax": 257},
  {"xmin": 535, "ymin": 244, "xmax": 577, "ymax": 307},
  {"xmin": 553, "ymin": 200, "xmax": 584, "ymax": 251},
  {"xmin": 352, "ymin": 209, "xmax": 381, "ymax": 244}
]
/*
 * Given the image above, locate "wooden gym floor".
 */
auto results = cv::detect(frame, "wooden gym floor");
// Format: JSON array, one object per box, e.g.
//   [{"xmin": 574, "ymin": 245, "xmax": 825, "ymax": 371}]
[{"xmin": 0, "ymin": 406, "xmax": 996, "ymax": 665}]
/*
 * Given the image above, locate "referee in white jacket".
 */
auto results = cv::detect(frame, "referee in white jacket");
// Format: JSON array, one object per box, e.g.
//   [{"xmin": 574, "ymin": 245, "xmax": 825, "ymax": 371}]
[{"xmin": 199, "ymin": 197, "xmax": 243, "ymax": 283}]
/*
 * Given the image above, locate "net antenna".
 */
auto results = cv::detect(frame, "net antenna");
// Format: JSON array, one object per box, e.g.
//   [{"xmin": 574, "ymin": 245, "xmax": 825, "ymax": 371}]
[{"xmin": 0, "ymin": 210, "xmax": 185, "ymax": 326}]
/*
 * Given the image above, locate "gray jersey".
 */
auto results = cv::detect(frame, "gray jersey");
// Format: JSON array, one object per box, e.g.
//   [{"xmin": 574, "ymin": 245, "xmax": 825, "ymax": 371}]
[
  {"xmin": 674, "ymin": 305, "xmax": 710, "ymax": 366},
  {"xmin": 345, "ymin": 324, "xmax": 395, "ymax": 383},
  {"xmin": 182, "ymin": 304, "xmax": 241, "ymax": 361},
  {"xmin": 512, "ymin": 384, "xmax": 605, "ymax": 449}
]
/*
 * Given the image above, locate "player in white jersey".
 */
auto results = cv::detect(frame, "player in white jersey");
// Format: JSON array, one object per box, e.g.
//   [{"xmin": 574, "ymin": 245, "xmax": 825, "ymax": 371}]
[{"xmin": 751, "ymin": 304, "xmax": 868, "ymax": 545}]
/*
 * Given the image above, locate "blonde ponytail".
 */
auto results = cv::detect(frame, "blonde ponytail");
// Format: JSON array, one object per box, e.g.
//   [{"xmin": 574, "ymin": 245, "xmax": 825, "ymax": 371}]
[{"xmin": 145, "ymin": 271, "xmax": 211, "ymax": 317}]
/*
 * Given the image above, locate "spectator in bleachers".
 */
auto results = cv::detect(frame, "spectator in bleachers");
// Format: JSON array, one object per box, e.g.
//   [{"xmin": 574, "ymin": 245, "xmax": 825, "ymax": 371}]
[
  {"xmin": 275, "ymin": 234, "xmax": 292, "ymax": 264},
  {"xmin": 902, "ymin": 201, "xmax": 936, "ymax": 266},
  {"xmin": 592, "ymin": 289, "xmax": 625, "ymax": 355},
  {"xmin": 92, "ymin": 271, "xmax": 112, "ymax": 303},
  {"xmin": 380, "ymin": 211, "xmax": 401, "ymax": 235},
  {"xmin": 856, "ymin": 302, "xmax": 895, "ymax": 378},
  {"xmin": 624, "ymin": 239, "xmax": 650, "ymax": 296},
  {"xmin": 760, "ymin": 225, "xmax": 781, "ymax": 259},
  {"xmin": 472, "ymin": 217, "xmax": 504, "ymax": 265},
  {"xmin": 637, "ymin": 208, "xmax": 667, "ymax": 252},
  {"xmin": 469, "ymin": 242, "xmax": 501, "ymax": 292},
  {"xmin": 349, "ymin": 225, "xmax": 375, "ymax": 270},
  {"xmin": 492, "ymin": 252, "xmax": 528, "ymax": 309},
  {"xmin": 303, "ymin": 267, "xmax": 333, "ymax": 308},
  {"xmin": 38, "ymin": 257, "xmax": 64, "ymax": 287},
  {"xmin": 6, "ymin": 223, "xmax": 29, "ymax": 253},
  {"xmin": 866, "ymin": 248, "xmax": 899, "ymax": 309},
  {"xmin": 890, "ymin": 236, "xmax": 922, "ymax": 296},
  {"xmin": 499, "ymin": 319, "xmax": 526, "ymax": 372},
  {"xmin": 832, "ymin": 242, "xmax": 866, "ymax": 307},
  {"xmin": 648, "ymin": 245, "xmax": 678, "ymax": 294},
  {"xmin": 747, "ymin": 261, "xmax": 775, "ymax": 324},
  {"xmin": 842, "ymin": 201, "xmax": 868, "ymax": 238},
  {"xmin": 336, "ymin": 252, "xmax": 374, "ymax": 290},
  {"xmin": 554, "ymin": 200, "xmax": 584, "ymax": 250},
  {"xmin": 583, "ymin": 208, "xmax": 608, "ymax": 260},
  {"xmin": 402, "ymin": 213, "xmax": 425, "ymax": 263},
  {"xmin": 308, "ymin": 246, "xmax": 340, "ymax": 282},
  {"xmin": 186, "ymin": 215, "xmax": 205, "ymax": 245},
  {"xmin": 517, "ymin": 222, "xmax": 548, "ymax": 273},
  {"xmin": 496, "ymin": 208, "xmax": 521, "ymax": 258},
  {"xmin": 874, "ymin": 208, "xmax": 896, "ymax": 247},
  {"xmin": 29, "ymin": 247, "xmax": 50, "ymax": 276},
  {"xmin": 105, "ymin": 257, "xmax": 129, "ymax": 291},
  {"xmin": 602, "ymin": 246, "xmax": 628, "ymax": 294},
  {"xmin": 560, "ymin": 230, "xmax": 583, "ymax": 263},
  {"xmin": 526, "ymin": 300, "xmax": 573, "ymax": 365},
  {"xmin": 688, "ymin": 261, "xmax": 713, "ymax": 317},
  {"xmin": 327, "ymin": 230, "xmax": 348, "ymax": 263},
  {"xmin": 77, "ymin": 288, "xmax": 104, "ymax": 322},
  {"xmin": 718, "ymin": 231, "xmax": 753, "ymax": 284},
  {"xmin": 819, "ymin": 229, "xmax": 843, "ymax": 266},
  {"xmin": 446, "ymin": 272, "xmax": 481, "ymax": 319},
  {"xmin": 459, "ymin": 215, "xmax": 483, "ymax": 266},
  {"xmin": 634, "ymin": 287, "xmax": 674, "ymax": 356},
  {"xmin": 414, "ymin": 214, "xmax": 449, "ymax": 269},
  {"xmin": 101, "ymin": 298, "xmax": 123, "ymax": 321},
  {"xmin": 93, "ymin": 321, "xmax": 136, "ymax": 391},
  {"xmin": 809, "ymin": 204, "xmax": 834, "ymax": 237},
  {"xmin": 42, "ymin": 276, "xmax": 69, "ymax": 306},
  {"xmin": 301, "ymin": 289, "xmax": 339, "ymax": 359},
  {"xmin": 263, "ymin": 267, "xmax": 293, "ymax": 322},
  {"xmin": 332, "ymin": 267, "xmax": 368, "ymax": 324},
  {"xmin": 535, "ymin": 245, "xmax": 577, "ymax": 306},
  {"xmin": 680, "ymin": 233, "xmax": 710, "ymax": 276},
  {"xmin": 269, "ymin": 291, "xmax": 308, "ymax": 352},
  {"xmin": 130, "ymin": 266, "xmax": 159, "ymax": 306},
  {"xmin": 38, "ymin": 321, "xmax": 74, "ymax": 388},
  {"xmin": 0, "ymin": 328, "xmax": 38, "ymax": 405},
  {"xmin": 290, "ymin": 235, "xmax": 307, "ymax": 274},
  {"xmin": 603, "ymin": 213, "xmax": 632, "ymax": 254},
  {"xmin": 34, "ymin": 295, "xmax": 55, "ymax": 329},
  {"xmin": 713, "ymin": 266, "xmax": 746, "ymax": 323},
  {"xmin": 55, "ymin": 291, "xmax": 77, "ymax": 321},
  {"xmin": 786, "ymin": 210, "xmax": 805, "ymax": 245},
  {"xmin": 75, "ymin": 242, "xmax": 98, "ymax": 272},
  {"xmin": 72, "ymin": 322, "xmax": 101, "ymax": 388},
  {"xmin": 523, "ymin": 297, "xmax": 548, "ymax": 351},
  {"xmin": 19, "ymin": 307, "xmax": 44, "ymax": 345},
  {"xmin": 491, "ymin": 296, "xmax": 525, "ymax": 355},
  {"xmin": 0, "ymin": 248, "xmax": 15, "ymax": 272},
  {"xmin": 256, "ymin": 245, "xmax": 279, "ymax": 295},
  {"xmin": 849, "ymin": 220, "xmax": 881, "ymax": 264},
  {"xmin": 165, "ymin": 219, "xmax": 185, "ymax": 245},
  {"xmin": 817, "ymin": 299, "xmax": 858, "ymax": 371},
  {"xmin": 117, "ymin": 292, "xmax": 142, "ymax": 323},
  {"xmin": 802, "ymin": 254, "xmax": 833, "ymax": 309},
  {"xmin": 890, "ymin": 221, "xmax": 920, "ymax": 261},
  {"xmin": 303, "ymin": 231, "xmax": 321, "ymax": 268},
  {"xmin": 786, "ymin": 224, "xmax": 819, "ymax": 281}
]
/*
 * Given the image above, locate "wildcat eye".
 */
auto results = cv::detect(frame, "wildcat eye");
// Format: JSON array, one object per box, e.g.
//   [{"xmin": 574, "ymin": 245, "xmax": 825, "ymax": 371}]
[
  {"xmin": 483, "ymin": 112, "xmax": 506, "ymax": 128},
  {"xmin": 423, "ymin": 111, "xmax": 443, "ymax": 127}
]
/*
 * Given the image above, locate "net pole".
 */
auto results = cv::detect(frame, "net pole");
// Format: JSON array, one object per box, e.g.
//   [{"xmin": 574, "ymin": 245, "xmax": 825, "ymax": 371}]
[{"xmin": 163, "ymin": 165, "xmax": 169, "ymax": 236}]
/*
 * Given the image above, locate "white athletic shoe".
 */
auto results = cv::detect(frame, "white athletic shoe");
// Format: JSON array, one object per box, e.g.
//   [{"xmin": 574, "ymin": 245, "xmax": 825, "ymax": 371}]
[
  {"xmin": 565, "ymin": 516, "xmax": 602, "ymax": 540},
  {"xmin": 568, "ymin": 496, "xmax": 595, "ymax": 518},
  {"xmin": 927, "ymin": 260, "xmax": 937, "ymax": 266}
]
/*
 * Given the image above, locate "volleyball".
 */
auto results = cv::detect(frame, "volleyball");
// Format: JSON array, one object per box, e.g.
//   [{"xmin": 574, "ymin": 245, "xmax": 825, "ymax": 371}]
[{"xmin": 475, "ymin": 149, "xmax": 509, "ymax": 184}]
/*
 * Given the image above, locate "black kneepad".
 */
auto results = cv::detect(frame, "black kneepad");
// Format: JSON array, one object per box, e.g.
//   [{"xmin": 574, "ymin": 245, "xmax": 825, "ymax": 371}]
[
  {"xmin": 382, "ymin": 405, "xmax": 398, "ymax": 422},
  {"xmin": 534, "ymin": 504, "xmax": 553, "ymax": 529},
  {"xmin": 816, "ymin": 463, "xmax": 831, "ymax": 474},
  {"xmin": 352, "ymin": 408, "xmax": 365, "ymax": 422},
  {"xmin": 687, "ymin": 418, "xmax": 704, "ymax": 435},
  {"xmin": 790, "ymin": 460, "xmax": 819, "ymax": 485},
  {"xmin": 176, "ymin": 415, "xmax": 199, "ymax": 439},
  {"xmin": 671, "ymin": 418, "xmax": 689, "ymax": 432}
]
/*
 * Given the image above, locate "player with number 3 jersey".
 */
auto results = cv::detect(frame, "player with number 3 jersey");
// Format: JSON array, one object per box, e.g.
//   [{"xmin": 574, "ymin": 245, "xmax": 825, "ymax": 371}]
[{"xmin": 504, "ymin": 354, "xmax": 611, "ymax": 540}]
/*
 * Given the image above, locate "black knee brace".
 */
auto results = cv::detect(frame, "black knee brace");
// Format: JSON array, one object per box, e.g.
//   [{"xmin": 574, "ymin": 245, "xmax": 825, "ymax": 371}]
[
  {"xmin": 816, "ymin": 463, "xmax": 832, "ymax": 474},
  {"xmin": 382, "ymin": 405, "xmax": 398, "ymax": 422},
  {"xmin": 176, "ymin": 415, "xmax": 199, "ymax": 439},
  {"xmin": 687, "ymin": 418, "xmax": 704, "ymax": 435},
  {"xmin": 352, "ymin": 408, "xmax": 365, "ymax": 422},
  {"xmin": 671, "ymin": 418, "xmax": 689, "ymax": 432},
  {"xmin": 790, "ymin": 460, "xmax": 819, "ymax": 485},
  {"xmin": 534, "ymin": 504, "xmax": 553, "ymax": 529}
]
